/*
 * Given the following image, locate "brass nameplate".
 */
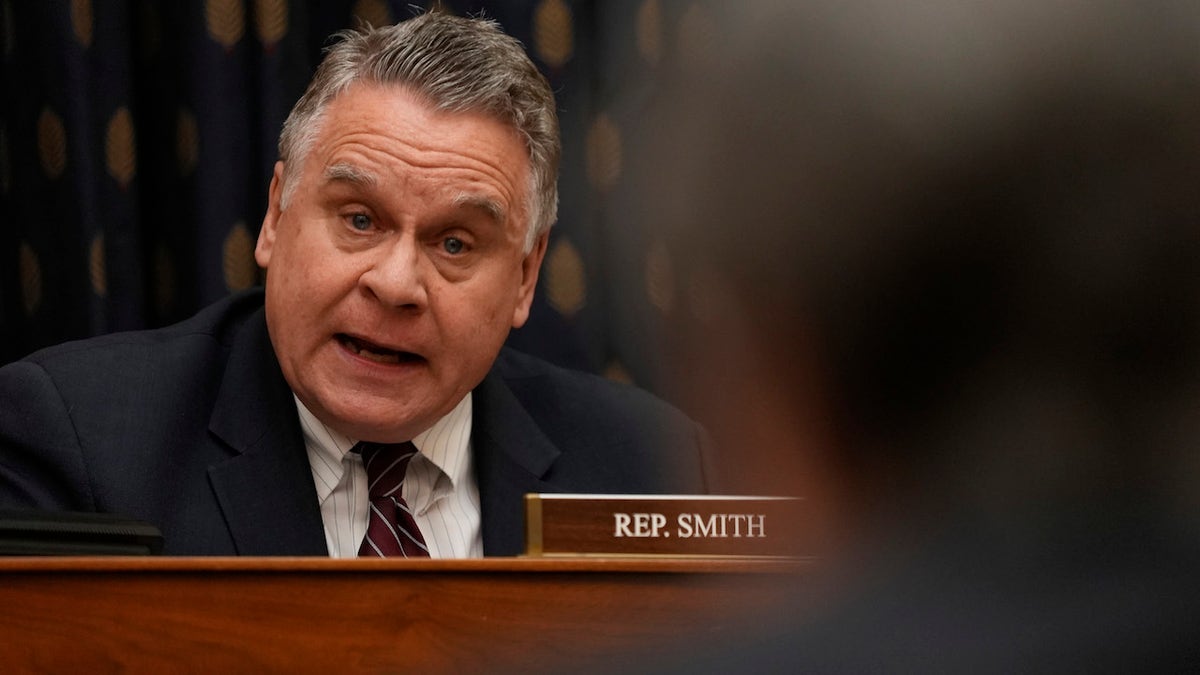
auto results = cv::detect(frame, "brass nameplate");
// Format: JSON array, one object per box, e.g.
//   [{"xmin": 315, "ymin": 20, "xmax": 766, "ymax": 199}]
[{"xmin": 524, "ymin": 494, "xmax": 803, "ymax": 558}]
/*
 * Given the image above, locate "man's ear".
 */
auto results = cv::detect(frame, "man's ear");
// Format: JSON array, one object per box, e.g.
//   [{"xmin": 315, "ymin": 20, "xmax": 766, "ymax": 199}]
[
  {"xmin": 255, "ymin": 161, "xmax": 287, "ymax": 269},
  {"xmin": 511, "ymin": 231, "xmax": 550, "ymax": 329}
]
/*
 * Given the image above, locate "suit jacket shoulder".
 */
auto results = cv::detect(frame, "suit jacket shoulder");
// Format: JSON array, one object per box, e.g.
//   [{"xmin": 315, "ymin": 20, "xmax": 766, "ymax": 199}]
[{"xmin": 0, "ymin": 289, "xmax": 326, "ymax": 555}]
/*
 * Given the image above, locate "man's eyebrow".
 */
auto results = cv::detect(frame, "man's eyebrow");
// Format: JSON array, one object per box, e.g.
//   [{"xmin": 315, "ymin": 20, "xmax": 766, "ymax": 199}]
[
  {"xmin": 323, "ymin": 162, "xmax": 378, "ymax": 188},
  {"xmin": 453, "ymin": 193, "xmax": 506, "ymax": 225}
]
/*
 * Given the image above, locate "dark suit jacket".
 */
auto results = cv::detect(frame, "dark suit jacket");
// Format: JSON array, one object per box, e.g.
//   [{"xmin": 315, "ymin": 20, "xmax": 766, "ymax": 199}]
[{"xmin": 0, "ymin": 290, "xmax": 713, "ymax": 555}]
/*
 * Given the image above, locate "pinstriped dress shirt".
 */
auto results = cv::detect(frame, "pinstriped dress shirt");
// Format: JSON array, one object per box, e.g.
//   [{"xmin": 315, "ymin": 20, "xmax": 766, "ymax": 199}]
[{"xmin": 297, "ymin": 394, "xmax": 483, "ymax": 558}]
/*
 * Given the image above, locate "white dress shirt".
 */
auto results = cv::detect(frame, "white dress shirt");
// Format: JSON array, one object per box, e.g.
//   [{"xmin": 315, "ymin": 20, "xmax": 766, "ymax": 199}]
[{"xmin": 297, "ymin": 394, "xmax": 483, "ymax": 558}]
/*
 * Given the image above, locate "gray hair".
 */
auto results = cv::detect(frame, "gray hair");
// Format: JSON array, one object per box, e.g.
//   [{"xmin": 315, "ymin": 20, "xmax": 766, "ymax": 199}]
[{"xmin": 277, "ymin": 11, "xmax": 560, "ymax": 251}]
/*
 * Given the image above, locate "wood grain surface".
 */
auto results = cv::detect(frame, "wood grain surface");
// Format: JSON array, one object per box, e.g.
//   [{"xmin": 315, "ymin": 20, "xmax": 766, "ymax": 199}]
[{"xmin": 0, "ymin": 557, "xmax": 804, "ymax": 672}]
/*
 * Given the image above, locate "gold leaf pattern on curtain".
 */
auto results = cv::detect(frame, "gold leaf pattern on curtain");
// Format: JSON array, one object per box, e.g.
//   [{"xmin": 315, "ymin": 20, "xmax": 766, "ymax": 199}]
[
  {"xmin": 533, "ymin": 0, "xmax": 573, "ymax": 69},
  {"xmin": 37, "ymin": 107, "xmax": 67, "ymax": 180},
  {"xmin": 223, "ymin": 222, "xmax": 257, "ymax": 291},
  {"xmin": 90, "ymin": 233, "xmax": 107, "ymax": 298},
  {"xmin": 546, "ymin": 237, "xmax": 586, "ymax": 317},
  {"xmin": 206, "ymin": 0, "xmax": 246, "ymax": 50},
  {"xmin": 105, "ymin": 107, "xmax": 137, "ymax": 189},
  {"xmin": 254, "ymin": 0, "xmax": 288, "ymax": 47},
  {"xmin": 585, "ymin": 113, "xmax": 621, "ymax": 192},
  {"xmin": 19, "ymin": 242, "xmax": 42, "ymax": 316},
  {"xmin": 636, "ymin": 0, "xmax": 662, "ymax": 66},
  {"xmin": 70, "ymin": 0, "xmax": 93, "ymax": 48}
]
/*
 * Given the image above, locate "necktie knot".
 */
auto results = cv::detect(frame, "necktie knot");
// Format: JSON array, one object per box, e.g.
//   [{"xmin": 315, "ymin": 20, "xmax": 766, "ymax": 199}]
[
  {"xmin": 358, "ymin": 441, "xmax": 418, "ymax": 500},
  {"xmin": 354, "ymin": 441, "xmax": 429, "ymax": 558}
]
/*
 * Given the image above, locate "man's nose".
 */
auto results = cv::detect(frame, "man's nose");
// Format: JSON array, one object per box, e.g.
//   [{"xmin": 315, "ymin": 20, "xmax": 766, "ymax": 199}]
[{"xmin": 360, "ymin": 234, "xmax": 429, "ymax": 309}]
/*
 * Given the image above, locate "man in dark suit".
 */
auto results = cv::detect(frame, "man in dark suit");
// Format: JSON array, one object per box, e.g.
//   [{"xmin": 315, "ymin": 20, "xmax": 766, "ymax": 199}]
[{"xmin": 0, "ymin": 13, "xmax": 711, "ymax": 556}]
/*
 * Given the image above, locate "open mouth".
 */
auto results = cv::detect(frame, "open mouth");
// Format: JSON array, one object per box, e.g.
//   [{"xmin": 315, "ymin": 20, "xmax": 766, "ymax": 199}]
[{"xmin": 337, "ymin": 334, "xmax": 424, "ymax": 365}]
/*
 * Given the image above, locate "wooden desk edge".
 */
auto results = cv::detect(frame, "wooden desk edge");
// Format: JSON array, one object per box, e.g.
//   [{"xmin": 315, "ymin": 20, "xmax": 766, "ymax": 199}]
[{"xmin": 0, "ymin": 555, "xmax": 810, "ymax": 575}]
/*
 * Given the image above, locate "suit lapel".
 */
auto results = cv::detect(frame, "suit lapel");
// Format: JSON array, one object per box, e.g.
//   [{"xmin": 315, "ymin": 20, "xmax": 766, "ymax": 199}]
[
  {"xmin": 472, "ymin": 365, "xmax": 561, "ymax": 556},
  {"xmin": 206, "ymin": 309, "xmax": 328, "ymax": 555}
]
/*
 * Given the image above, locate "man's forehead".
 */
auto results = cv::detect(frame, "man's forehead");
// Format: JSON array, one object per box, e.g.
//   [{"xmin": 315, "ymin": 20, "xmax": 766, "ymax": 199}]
[
  {"xmin": 307, "ymin": 84, "xmax": 531, "ymax": 226},
  {"xmin": 321, "ymin": 159, "xmax": 509, "ymax": 226}
]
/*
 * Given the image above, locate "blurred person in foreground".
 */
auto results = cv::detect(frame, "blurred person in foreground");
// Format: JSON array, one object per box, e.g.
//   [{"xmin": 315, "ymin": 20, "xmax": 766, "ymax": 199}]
[
  {"xmin": 625, "ymin": 1, "xmax": 1200, "ymax": 670},
  {"xmin": 0, "ymin": 12, "xmax": 711, "ymax": 557}
]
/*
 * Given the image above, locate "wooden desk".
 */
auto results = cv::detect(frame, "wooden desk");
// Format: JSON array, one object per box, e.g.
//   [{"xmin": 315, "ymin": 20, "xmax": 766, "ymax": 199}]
[{"xmin": 0, "ymin": 557, "xmax": 803, "ymax": 672}]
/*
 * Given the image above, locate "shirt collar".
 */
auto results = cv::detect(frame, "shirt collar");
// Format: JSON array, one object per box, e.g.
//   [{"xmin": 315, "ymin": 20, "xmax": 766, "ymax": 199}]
[
  {"xmin": 296, "ymin": 394, "xmax": 473, "ymax": 502},
  {"xmin": 411, "ymin": 393, "xmax": 474, "ymax": 491}
]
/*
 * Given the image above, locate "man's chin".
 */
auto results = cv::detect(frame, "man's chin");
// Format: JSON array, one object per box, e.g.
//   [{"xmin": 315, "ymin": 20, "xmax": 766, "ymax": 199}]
[{"xmin": 298, "ymin": 394, "xmax": 430, "ymax": 443}]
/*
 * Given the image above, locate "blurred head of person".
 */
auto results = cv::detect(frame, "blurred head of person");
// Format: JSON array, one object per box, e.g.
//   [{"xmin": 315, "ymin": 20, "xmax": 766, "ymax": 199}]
[{"xmin": 638, "ymin": 1, "xmax": 1200, "ymax": 560}]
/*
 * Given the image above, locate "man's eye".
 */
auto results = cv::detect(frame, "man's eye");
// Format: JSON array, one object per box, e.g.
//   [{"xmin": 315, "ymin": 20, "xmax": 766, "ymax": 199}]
[
  {"xmin": 443, "ymin": 237, "xmax": 465, "ymax": 254},
  {"xmin": 349, "ymin": 214, "xmax": 372, "ymax": 231}
]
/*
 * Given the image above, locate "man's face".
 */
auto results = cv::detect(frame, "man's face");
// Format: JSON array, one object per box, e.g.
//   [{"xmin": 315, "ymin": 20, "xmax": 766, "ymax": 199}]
[{"xmin": 255, "ymin": 83, "xmax": 547, "ymax": 442}]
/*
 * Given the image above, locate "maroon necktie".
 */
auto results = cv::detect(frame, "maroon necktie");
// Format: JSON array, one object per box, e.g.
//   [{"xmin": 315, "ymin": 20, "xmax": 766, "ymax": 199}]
[{"xmin": 355, "ymin": 441, "xmax": 429, "ymax": 558}]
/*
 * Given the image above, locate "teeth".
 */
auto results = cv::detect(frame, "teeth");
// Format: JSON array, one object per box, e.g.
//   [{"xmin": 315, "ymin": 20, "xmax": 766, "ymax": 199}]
[{"xmin": 342, "ymin": 336, "xmax": 405, "ymax": 364}]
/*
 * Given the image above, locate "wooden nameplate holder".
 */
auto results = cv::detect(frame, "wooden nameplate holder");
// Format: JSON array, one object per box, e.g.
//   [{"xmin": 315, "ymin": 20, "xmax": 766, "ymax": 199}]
[{"xmin": 524, "ymin": 494, "xmax": 803, "ymax": 558}]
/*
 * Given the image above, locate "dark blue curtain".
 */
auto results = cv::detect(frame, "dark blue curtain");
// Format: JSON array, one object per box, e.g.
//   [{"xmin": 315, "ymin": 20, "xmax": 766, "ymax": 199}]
[{"xmin": 0, "ymin": 0, "xmax": 724, "ymax": 401}]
